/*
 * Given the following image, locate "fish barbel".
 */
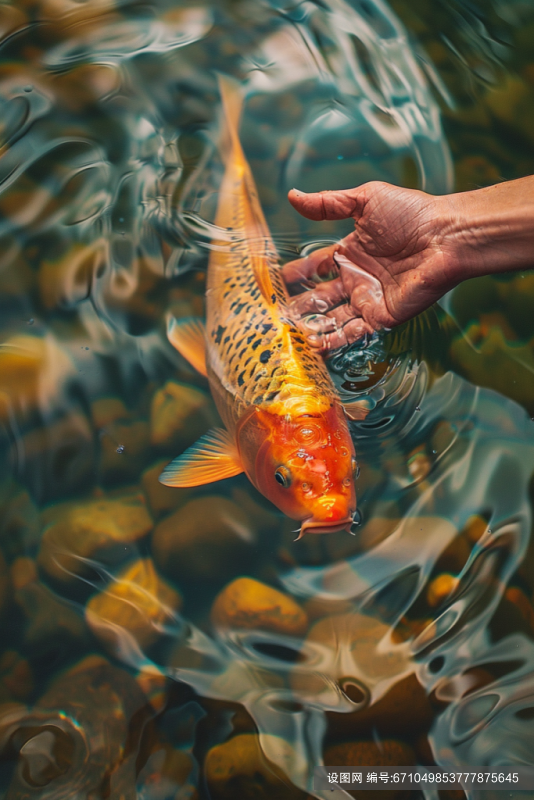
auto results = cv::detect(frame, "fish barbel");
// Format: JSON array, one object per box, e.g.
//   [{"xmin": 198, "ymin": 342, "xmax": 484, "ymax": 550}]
[{"xmin": 160, "ymin": 75, "xmax": 367, "ymax": 538}]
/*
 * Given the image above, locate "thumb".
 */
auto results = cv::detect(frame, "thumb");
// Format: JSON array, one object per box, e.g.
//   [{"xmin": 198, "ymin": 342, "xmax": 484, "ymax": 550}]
[{"xmin": 288, "ymin": 187, "xmax": 366, "ymax": 221}]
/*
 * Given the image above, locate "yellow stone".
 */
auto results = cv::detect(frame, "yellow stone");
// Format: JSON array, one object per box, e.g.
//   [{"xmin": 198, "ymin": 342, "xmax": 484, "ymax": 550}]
[
  {"xmin": 150, "ymin": 380, "xmax": 213, "ymax": 448},
  {"xmin": 427, "ymin": 573, "xmax": 459, "ymax": 607},
  {"xmin": 91, "ymin": 396, "xmax": 129, "ymax": 429},
  {"xmin": 38, "ymin": 493, "xmax": 153, "ymax": 584},
  {"xmin": 211, "ymin": 577, "xmax": 308, "ymax": 636},
  {"xmin": 463, "ymin": 514, "xmax": 489, "ymax": 544},
  {"xmin": 141, "ymin": 459, "xmax": 191, "ymax": 518},
  {"xmin": 152, "ymin": 496, "xmax": 254, "ymax": 582},
  {"xmin": 205, "ymin": 733, "xmax": 306, "ymax": 800},
  {"xmin": 86, "ymin": 558, "xmax": 182, "ymax": 651},
  {"xmin": 0, "ymin": 334, "xmax": 74, "ymax": 422}
]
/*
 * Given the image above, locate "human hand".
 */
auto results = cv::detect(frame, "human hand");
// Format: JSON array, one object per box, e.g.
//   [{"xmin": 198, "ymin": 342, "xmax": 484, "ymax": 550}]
[{"xmin": 283, "ymin": 182, "xmax": 461, "ymax": 352}]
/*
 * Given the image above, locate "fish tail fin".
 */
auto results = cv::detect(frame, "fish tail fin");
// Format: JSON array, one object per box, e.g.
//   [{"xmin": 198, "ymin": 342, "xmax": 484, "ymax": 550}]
[{"xmin": 217, "ymin": 73, "xmax": 246, "ymax": 169}]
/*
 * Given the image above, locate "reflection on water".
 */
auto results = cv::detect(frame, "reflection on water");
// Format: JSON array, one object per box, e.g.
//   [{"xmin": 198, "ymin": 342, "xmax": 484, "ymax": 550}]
[{"xmin": 1, "ymin": 0, "xmax": 534, "ymax": 797}]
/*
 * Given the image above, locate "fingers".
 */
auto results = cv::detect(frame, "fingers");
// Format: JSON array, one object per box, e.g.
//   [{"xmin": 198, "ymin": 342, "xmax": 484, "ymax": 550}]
[
  {"xmin": 288, "ymin": 187, "xmax": 367, "ymax": 221},
  {"xmin": 288, "ymin": 277, "xmax": 347, "ymax": 317},
  {"xmin": 307, "ymin": 318, "xmax": 375, "ymax": 353},
  {"xmin": 282, "ymin": 244, "xmax": 337, "ymax": 288},
  {"xmin": 302, "ymin": 304, "xmax": 356, "ymax": 333}
]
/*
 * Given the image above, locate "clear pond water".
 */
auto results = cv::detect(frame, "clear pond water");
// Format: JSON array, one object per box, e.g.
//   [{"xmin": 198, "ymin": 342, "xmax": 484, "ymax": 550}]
[{"xmin": 1, "ymin": 0, "xmax": 534, "ymax": 798}]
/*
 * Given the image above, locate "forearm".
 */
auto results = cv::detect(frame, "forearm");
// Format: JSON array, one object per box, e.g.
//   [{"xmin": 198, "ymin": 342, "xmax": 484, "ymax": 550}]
[{"xmin": 441, "ymin": 175, "xmax": 534, "ymax": 280}]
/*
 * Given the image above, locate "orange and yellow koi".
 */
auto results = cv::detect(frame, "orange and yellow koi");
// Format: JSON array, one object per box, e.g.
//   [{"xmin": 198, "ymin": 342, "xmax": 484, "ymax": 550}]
[{"xmin": 160, "ymin": 76, "xmax": 366, "ymax": 538}]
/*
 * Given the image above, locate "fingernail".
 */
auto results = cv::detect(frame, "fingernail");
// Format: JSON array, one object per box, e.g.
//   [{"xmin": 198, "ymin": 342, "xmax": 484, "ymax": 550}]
[
  {"xmin": 291, "ymin": 188, "xmax": 306, "ymax": 196},
  {"xmin": 307, "ymin": 334, "xmax": 321, "ymax": 346},
  {"xmin": 314, "ymin": 299, "xmax": 329, "ymax": 313}
]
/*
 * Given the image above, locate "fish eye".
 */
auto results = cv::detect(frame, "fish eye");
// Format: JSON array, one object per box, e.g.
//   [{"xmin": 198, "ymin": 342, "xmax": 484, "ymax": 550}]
[
  {"xmin": 275, "ymin": 466, "xmax": 291, "ymax": 488},
  {"xmin": 302, "ymin": 482, "xmax": 312, "ymax": 492},
  {"xmin": 343, "ymin": 477, "xmax": 351, "ymax": 487},
  {"xmin": 351, "ymin": 456, "xmax": 360, "ymax": 480}
]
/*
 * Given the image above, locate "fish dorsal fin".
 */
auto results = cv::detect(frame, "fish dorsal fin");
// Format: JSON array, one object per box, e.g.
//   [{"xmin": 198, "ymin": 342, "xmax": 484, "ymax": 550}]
[
  {"xmin": 167, "ymin": 316, "xmax": 207, "ymax": 377},
  {"xmin": 159, "ymin": 428, "xmax": 243, "ymax": 487},
  {"xmin": 218, "ymin": 74, "xmax": 279, "ymax": 306},
  {"xmin": 343, "ymin": 400, "xmax": 371, "ymax": 421}
]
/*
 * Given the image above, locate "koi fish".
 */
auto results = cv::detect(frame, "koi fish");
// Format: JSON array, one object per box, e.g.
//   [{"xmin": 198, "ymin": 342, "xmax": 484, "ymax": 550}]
[{"xmin": 160, "ymin": 76, "xmax": 367, "ymax": 538}]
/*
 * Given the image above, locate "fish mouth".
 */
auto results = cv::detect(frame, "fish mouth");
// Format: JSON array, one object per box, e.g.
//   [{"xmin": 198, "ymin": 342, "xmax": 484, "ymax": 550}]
[{"xmin": 296, "ymin": 516, "xmax": 354, "ymax": 540}]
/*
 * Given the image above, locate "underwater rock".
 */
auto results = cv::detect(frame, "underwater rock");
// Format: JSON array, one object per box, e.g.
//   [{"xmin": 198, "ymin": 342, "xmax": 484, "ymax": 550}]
[
  {"xmin": 427, "ymin": 573, "xmax": 460, "ymax": 608},
  {"xmin": 485, "ymin": 74, "xmax": 534, "ymax": 147},
  {"xmin": 136, "ymin": 743, "xmax": 197, "ymax": 800},
  {"xmin": 150, "ymin": 380, "xmax": 214, "ymax": 450},
  {"xmin": 0, "ymin": 485, "xmax": 40, "ymax": 561},
  {"xmin": 141, "ymin": 458, "xmax": 192, "ymax": 518},
  {"xmin": 18, "ymin": 411, "xmax": 95, "ymax": 501},
  {"xmin": 505, "ymin": 587, "xmax": 534, "ymax": 632},
  {"xmin": 328, "ymin": 674, "xmax": 434, "ymax": 739},
  {"xmin": 13, "ymin": 558, "xmax": 89, "ymax": 657},
  {"xmin": 86, "ymin": 557, "xmax": 182, "ymax": 652},
  {"xmin": 497, "ymin": 273, "xmax": 534, "ymax": 341},
  {"xmin": 324, "ymin": 739, "xmax": 415, "ymax": 800},
  {"xmin": 91, "ymin": 396, "xmax": 130, "ymax": 429},
  {"xmin": 454, "ymin": 155, "xmax": 501, "ymax": 192},
  {"xmin": 205, "ymin": 732, "xmax": 308, "ymax": 800},
  {"xmin": 152, "ymin": 496, "xmax": 254, "ymax": 584},
  {"xmin": 289, "ymin": 612, "xmax": 433, "ymax": 736},
  {"xmin": 38, "ymin": 492, "xmax": 153, "ymax": 585},
  {"xmin": 211, "ymin": 577, "xmax": 308, "ymax": 636},
  {"xmin": 450, "ymin": 324, "xmax": 534, "ymax": 414},
  {"xmin": 98, "ymin": 418, "xmax": 150, "ymax": 485},
  {"xmin": 0, "ymin": 549, "xmax": 9, "ymax": 619},
  {"xmin": 0, "ymin": 335, "xmax": 75, "ymax": 423},
  {"xmin": 291, "ymin": 613, "xmax": 412, "ymax": 714},
  {"xmin": 5, "ymin": 656, "xmax": 149, "ymax": 799},
  {"xmin": 0, "ymin": 651, "xmax": 34, "ymax": 702}
]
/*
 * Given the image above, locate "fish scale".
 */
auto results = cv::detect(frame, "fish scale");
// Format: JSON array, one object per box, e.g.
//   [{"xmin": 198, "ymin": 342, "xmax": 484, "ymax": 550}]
[{"xmin": 206, "ymin": 167, "xmax": 336, "ymax": 431}]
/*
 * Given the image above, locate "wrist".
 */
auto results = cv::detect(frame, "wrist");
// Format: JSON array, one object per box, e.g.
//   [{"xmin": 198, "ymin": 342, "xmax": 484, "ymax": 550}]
[{"xmin": 439, "ymin": 177, "xmax": 534, "ymax": 281}]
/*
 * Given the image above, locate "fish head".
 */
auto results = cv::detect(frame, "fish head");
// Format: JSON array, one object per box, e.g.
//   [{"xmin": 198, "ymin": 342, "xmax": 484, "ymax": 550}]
[{"xmin": 236, "ymin": 402, "xmax": 357, "ymax": 535}]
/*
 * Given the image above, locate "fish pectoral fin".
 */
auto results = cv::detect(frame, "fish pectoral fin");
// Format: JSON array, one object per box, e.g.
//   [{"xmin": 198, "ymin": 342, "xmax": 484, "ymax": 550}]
[
  {"xmin": 159, "ymin": 428, "xmax": 243, "ymax": 487},
  {"xmin": 343, "ymin": 400, "xmax": 371, "ymax": 421},
  {"xmin": 167, "ymin": 316, "xmax": 207, "ymax": 377}
]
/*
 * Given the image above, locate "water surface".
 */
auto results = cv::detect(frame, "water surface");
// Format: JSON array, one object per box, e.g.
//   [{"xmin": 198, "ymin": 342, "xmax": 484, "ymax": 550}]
[{"xmin": 1, "ymin": 0, "xmax": 534, "ymax": 797}]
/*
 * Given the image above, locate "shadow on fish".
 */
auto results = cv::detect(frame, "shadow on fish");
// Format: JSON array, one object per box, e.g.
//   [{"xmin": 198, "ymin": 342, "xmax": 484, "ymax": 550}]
[{"xmin": 160, "ymin": 75, "xmax": 368, "ymax": 539}]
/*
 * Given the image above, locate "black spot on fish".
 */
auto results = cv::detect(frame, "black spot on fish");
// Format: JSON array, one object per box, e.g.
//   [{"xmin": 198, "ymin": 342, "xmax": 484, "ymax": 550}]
[
  {"xmin": 262, "ymin": 323, "xmax": 273, "ymax": 334},
  {"xmin": 260, "ymin": 350, "xmax": 272, "ymax": 364},
  {"xmin": 234, "ymin": 302, "xmax": 246, "ymax": 316},
  {"xmin": 214, "ymin": 325, "xmax": 226, "ymax": 344},
  {"xmin": 271, "ymin": 294, "xmax": 276, "ymax": 303},
  {"xmin": 245, "ymin": 356, "xmax": 252, "ymax": 366},
  {"xmin": 224, "ymin": 335, "xmax": 230, "ymax": 344},
  {"xmin": 247, "ymin": 333, "xmax": 256, "ymax": 344},
  {"xmin": 238, "ymin": 371, "xmax": 246, "ymax": 386},
  {"xmin": 251, "ymin": 339, "xmax": 262, "ymax": 350},
  {"xmin": 238, "ymin": 346, "xmax": 247, "ymax": 358},
  {"xmin": 265, "ymin": 391, "xmax": 278, "ymax": 402}
]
